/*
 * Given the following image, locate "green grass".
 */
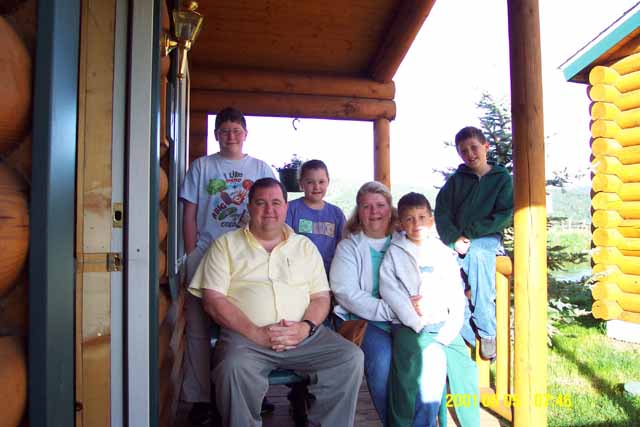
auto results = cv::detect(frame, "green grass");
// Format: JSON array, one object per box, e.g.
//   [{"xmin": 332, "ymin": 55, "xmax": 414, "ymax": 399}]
[
  {"xmin": 546, "ymin": 228, "xmax": 640, "ymax": 426},
  {"xmin": 548, "ymin": 318, "xmax": 640, "ymax": 427}
]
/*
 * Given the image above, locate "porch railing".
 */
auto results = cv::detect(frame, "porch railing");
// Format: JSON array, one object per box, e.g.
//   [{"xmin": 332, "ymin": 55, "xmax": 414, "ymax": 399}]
[{"xmin": 475, "ymin": 256, "xmax": 514, "ymax": 422}]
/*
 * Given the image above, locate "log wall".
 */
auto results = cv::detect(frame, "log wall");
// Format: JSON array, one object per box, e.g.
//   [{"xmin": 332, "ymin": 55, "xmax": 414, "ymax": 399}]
[
  {"xmin": 0, "ymin": 2, "xmax": 35, "ymax": 425},
  {"xmin": 588, "ymin": 53, "xmax": 640, "ymax": 323}
]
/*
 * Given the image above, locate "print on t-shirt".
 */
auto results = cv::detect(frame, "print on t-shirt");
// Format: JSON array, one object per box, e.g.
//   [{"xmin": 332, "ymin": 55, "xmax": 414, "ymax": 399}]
[
  {"xmin": 297, "ymin": 218, "xmax": 336, "ymax": 237},
  {"xmin": 207, "ymin": 171, "xmax": 253, "ymax": 229}
]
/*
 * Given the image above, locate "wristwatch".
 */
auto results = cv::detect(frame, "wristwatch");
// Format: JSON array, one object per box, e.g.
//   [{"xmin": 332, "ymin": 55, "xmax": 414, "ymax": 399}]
[{"xmin": 302, "ymin": 319, "xmax": 318, "ymax": 337}]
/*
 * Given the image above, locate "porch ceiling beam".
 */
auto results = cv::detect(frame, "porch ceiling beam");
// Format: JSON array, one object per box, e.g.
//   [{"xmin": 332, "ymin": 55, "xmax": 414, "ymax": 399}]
[
  {"xmin": 368, "ymin": 0, "xmax": 436, "ymax": 83},
  {"xmin": 190, "ymin": 89, "xmax": 396, "ymax": 121},
  {"xmin": 190, "ymin": 67, "xmax": 396, "ymax": 100}
]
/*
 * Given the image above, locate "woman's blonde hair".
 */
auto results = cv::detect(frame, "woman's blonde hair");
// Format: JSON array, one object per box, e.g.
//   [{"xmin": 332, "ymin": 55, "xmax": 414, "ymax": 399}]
[{"xmin": 344, "ymin": 181, "xmax": 398, "ymax": 237}]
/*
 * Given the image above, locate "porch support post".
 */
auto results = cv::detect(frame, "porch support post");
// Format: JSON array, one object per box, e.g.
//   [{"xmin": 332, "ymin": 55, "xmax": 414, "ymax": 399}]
[
  {"xmin": 507, "ymin": 1, "xmax": 548, "ymax": 426},
  {"xmin": 373, "ymin": 118, "xmax": 391, "ymax": 188}
]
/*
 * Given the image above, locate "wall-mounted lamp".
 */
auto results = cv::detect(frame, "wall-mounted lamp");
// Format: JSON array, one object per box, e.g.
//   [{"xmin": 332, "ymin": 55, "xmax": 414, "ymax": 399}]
[{"xmin": 162, "ymin": 1, "xmax": 204, "ymax": 79}]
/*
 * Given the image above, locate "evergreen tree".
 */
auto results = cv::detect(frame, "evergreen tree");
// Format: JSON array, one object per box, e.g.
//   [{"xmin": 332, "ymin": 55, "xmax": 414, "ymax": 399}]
[
  {"xmin": 433, "ymin": 92, "xmax": 512, "ymax": 182},
  {"xmin": 478, "ymin": 92, "xmax": 512, "ymax": 172}
]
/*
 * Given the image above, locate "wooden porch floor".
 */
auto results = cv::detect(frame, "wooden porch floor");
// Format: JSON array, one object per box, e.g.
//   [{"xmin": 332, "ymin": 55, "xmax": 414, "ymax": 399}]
[{"xmin": 175, "ymin": 379, "xmax": 504, "ymax": 426}]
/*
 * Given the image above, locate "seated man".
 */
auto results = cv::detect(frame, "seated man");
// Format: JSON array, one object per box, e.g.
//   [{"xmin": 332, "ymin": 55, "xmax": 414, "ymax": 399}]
[{"xmin": 188, "ymin": 177, "xmax": 364, "ymax": 427}]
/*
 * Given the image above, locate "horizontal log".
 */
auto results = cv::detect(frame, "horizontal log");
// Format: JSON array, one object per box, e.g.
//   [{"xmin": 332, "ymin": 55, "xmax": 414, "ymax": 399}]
[
  {"xmin": 592, "ymin": 282, "xmax": 640, "ymax": 313},
  {"xmin": 592, "ymin": 156, "xmax": 640, "ymax": 182},
  {"xmin": 592, "ymin": 246, "xmax": 640, "ymax": 275},
  {"xmin": 592, "ymin": 210, "xmax": 640, "ymax": 229},
  {"xmin": 591, "ymin": 120, "xmax": 640, "ymax": 144},
  {"xmin": 190, "ymin": 68, "xmax": 395, "ymax": 100},
  {"xmin": 590, "ymin": 67, "xmax": 640, "ymax": 92},
  {"xmin": 591, "ymin": 103, "xmax": 640, "ymax": 129},
  {"xmin": 592, "ymin": 192, "xmax": 640, "ymax": 217},
  {"xmin": 589, "ymin": 85, "xmax": 640, "ymax": 111},
  {"xmin": 592, "ymin": 138, "xmax": 640, "ymax": 162},
  {"xmin": 593, "ymin": 264, "xmax": 640, "ymax": 294},
  {"xmin": 592, "ymin": 174, "xmax": 640, "ymax": 200},
  {"xmin": 191, "ymin": 89, "xmax": 396, "ymax": 121},
  {"xmin": 593, "ymin": 300, "xmax": 640, "ymax": 322},
  {"xmin": 593, "ymin": 227, "xmax": 640, "ymax": 251},
  {"xmin": 612, "ymin": 51, "xmax": 640, "ymax": 76}
]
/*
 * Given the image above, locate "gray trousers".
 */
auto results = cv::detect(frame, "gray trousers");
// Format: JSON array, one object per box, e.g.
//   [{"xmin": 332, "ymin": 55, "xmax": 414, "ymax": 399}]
[
  {"xmin": 212, "ymin": 326, "xmax": 364, "ymax": 427},
  {"xmin": 181, "ymin": 247, "xmax": 212, "ymax": 403}
]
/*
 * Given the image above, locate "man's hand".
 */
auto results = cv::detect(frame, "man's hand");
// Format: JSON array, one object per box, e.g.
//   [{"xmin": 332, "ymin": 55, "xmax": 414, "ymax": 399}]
[
  {"xmin": 267, "ymin": 319, "xmax": 309, "ymax": 352},
  {"xmin": 250, "ymin": 324, "xmax": 276, "ymax": 348},
  {"xmin": 454, "ymin": 236, "xmax": 471, "ymax": 255}
]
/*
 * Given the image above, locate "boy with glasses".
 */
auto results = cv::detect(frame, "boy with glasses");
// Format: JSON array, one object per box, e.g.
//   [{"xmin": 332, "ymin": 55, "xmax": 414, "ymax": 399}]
[{"xmin": 180, "ymin": 107, "xmax": 275, "ymax": 425}]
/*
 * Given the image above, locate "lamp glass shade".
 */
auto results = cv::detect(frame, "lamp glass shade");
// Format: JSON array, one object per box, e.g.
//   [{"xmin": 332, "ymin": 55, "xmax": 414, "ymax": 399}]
[{"xmin": 173, "ymin": 10, "xmax": 203, "ymax": 42}]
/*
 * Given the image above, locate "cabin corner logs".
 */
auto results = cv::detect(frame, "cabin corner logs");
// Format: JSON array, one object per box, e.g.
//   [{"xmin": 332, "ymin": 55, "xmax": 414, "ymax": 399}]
[
  {"xmin": 0, "ymin": 4, "xmax": 34, "ymax": 427},
  {"xmin": 588, "ymin": 53, "xmax": 640, "ymax": 324}
]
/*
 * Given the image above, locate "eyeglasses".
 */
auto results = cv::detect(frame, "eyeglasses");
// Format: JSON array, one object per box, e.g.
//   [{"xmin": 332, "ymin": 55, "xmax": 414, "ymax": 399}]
[{"xmin": 217, "ymin": 128, "xmax": 245, "ymax": 137}]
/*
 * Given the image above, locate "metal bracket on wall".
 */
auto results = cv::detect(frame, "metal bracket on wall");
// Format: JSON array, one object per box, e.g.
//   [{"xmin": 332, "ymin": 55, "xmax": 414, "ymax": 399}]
[
  {"xmin": 113, "ymin": 202, "xmax": 124, "ymax": 228},
  {"xmin": 107, "ymin": 252, "xmax": 122, "ymax": 272}
]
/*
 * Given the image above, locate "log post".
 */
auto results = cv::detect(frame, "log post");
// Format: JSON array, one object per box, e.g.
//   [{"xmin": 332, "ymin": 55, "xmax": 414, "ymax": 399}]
[
  {"xmin": 189, "ymin": 112, "xmax": 209, "ymax": 164},
  {"xmin": 374, "ymin": 118, "xmax": 390, "ymax": 188},
  {"xmin": 507, "ymin": 1, "xmax": 547, "ymax": 426}
]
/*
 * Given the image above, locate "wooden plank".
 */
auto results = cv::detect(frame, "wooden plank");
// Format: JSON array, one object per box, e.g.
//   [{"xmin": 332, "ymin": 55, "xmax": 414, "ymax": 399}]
[
  {"xmin": 507, "ymin": 1, "xmax": 548, "ymax": 426},
  {"xmin": 369, "ymin": 0, "xmax": 437, "ymax": 82},
  {"xmin": 373, "ymin": 118, "xmax": 390, "ymax": 188},
  {"xmin": 76, "ymin": 1, "xmax": 116, "ymax": 426},
  {"xmin": 190, "ymin": 67, "xmax": 395, "ymax": 100},
  {"xmin": 82, "ymin": 335, "xmax": 111, "ymax": 427},
  {"xmin": 191, "ymin": 90, "xmax": 396, "ymax": 121},
  {"xmin": 75, "ymin": 270, "xmax": 84, "ymax": 427},
  {"xmin": 79, "ymin": 0, "xmax": 116, "ymax": 254},
  {"xmin": 190, "ymin": 0, "xmax": 396, "ymax": 74}
]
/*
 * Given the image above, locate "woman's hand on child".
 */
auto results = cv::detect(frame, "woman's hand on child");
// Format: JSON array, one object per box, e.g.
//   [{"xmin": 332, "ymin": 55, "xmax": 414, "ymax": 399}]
[
  {"xmin": 454, "ymin": 236, "xmax": 471, "ymax": 255},
  {"xmin": 410, "ymin": 295, "xmax": 423, "ymax": 316}
]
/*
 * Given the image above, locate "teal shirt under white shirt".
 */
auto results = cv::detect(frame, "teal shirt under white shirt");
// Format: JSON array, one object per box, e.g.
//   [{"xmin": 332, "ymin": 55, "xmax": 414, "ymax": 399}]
[{"xmin": 365, "ymin": 236, "xmax": 391, "ymax": 332}]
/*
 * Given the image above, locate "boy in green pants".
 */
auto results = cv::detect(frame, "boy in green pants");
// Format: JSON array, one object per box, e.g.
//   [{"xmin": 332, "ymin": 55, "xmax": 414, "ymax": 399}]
[{"xmin": 380, "ymin": 192, "xmax": 479, "ymax": 427}]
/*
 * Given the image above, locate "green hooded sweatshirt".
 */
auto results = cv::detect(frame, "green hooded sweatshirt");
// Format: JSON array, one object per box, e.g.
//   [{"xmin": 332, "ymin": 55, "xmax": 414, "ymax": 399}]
[{"xmin": 434, "ymin": 162, "xmax": 513, "ymax": 246}]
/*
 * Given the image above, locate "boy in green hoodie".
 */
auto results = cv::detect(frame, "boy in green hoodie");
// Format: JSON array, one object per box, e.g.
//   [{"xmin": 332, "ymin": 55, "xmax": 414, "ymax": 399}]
[{"xmin": 434, "ymin": 126, "xmax": 513, "ymax": 359}]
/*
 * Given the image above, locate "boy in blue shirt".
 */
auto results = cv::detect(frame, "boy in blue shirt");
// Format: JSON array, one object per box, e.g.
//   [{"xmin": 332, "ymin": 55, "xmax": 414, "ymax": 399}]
[
  {"xmin": 286, "ymin": 159, "xmax": 346, "ymax": 275},
  {"xmin": 435, "ymin": 126, "xmax": 513, "ymax": 359}
]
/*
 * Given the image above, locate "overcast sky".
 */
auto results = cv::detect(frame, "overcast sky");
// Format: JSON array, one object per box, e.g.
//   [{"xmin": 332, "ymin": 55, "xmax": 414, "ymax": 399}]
[{"xmin": 209, "ymin": 0, "xmax": 639, "ymax": 188}]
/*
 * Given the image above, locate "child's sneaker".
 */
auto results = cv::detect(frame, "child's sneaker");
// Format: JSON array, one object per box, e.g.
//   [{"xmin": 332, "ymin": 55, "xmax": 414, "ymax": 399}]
[{"xmin": 480, "ymin": 337, "xmax": 497, "ymax": 360}]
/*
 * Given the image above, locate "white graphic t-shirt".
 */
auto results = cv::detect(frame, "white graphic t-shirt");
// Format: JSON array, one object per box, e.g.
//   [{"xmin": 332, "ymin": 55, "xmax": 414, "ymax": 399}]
[{"xmin": 180, "ymin": 153, "xmax": 275, "ymax": 250}]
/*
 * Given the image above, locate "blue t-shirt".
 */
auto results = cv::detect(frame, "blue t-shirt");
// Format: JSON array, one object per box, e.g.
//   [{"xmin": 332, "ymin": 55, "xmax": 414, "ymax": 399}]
[{"xmin": 285, "ymin": 198, "xmax": 346, "ymax": 275}]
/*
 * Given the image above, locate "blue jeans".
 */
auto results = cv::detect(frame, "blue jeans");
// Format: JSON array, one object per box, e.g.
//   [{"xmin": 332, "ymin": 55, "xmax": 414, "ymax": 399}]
[
  {"xmin": 335, "ymin": 316, "xmax": 391, "ymax": 425},
  {"xmin": 459, "ymin": 234, "xmax": 503, "ymax": 339}
]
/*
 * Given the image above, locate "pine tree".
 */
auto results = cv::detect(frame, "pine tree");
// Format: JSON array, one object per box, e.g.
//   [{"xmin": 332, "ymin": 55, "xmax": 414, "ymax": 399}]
[
  {"xmin": 433, "ymin": 92, "xmax": 512, "ymax": 182},
  {"xmin": 477, "ymin": 92, "xmax": 512, "ymax": 172}
]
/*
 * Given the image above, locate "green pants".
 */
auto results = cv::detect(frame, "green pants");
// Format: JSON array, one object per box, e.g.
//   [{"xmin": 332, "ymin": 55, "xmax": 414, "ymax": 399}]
[{"xmin": 388, "ymin": 326, "xmax": 480, "ymax": 427}]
